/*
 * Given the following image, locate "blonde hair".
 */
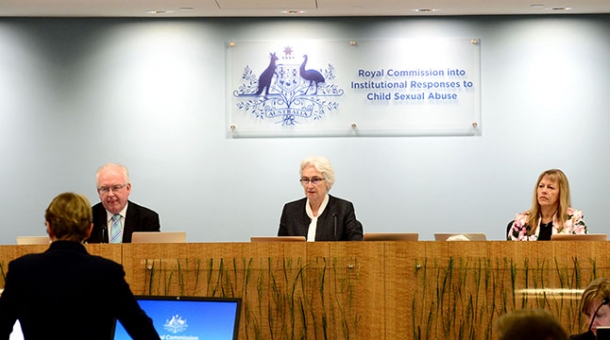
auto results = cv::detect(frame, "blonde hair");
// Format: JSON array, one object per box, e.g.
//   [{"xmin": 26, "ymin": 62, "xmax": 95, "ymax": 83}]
[
  {"xmin": 45, "ymin": 192, "xmax": 92, "ymax": 242},
  {"xmin": 300, "ymin": 156, "xmax": 335, "ymax": 191},
  {"xmin": 579, "ymin": 278, "xmax": 610, "ymax": 316},
  {"xmin": 526, "ymin": 169, "xmax": 571, "ymax": 236}
]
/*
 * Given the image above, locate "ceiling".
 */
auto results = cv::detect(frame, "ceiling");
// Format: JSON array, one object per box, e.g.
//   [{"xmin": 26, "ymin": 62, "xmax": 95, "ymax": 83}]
[{"xmin": 1, "ymin": 0, "xmax": 609, "ymax": 17}]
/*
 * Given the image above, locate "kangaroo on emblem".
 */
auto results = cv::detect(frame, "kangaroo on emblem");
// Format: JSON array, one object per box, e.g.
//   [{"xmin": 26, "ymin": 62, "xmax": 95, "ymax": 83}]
[{"xmin": 255, "ymin": 52, "xmax": 279, "ymax": 97}]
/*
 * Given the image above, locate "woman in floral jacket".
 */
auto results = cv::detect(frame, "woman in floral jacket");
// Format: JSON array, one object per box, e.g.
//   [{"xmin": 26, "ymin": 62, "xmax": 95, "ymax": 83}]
[{"xmin": 507, "ymin": 169, "xmax": 587, "ymax": 241}]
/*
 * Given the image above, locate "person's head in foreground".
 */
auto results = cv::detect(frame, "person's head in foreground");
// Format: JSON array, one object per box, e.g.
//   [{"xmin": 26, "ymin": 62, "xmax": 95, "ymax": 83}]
[
  {"xmin": 45, "ymin": 192, "xmax": 93, "ymax": 242},
  {"xmin": 494, "ymin": 309, "xmax": 567, "ymax": 340},
  {"xmin": 578, "ymin": 278, "xmax": 610, "ymax": 337}
]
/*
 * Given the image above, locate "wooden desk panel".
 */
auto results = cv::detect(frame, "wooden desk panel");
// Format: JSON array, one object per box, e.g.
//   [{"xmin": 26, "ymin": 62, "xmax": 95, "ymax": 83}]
[{"xmin": 2, "ymin": 241, "xmax": 610, "ymax": 339}]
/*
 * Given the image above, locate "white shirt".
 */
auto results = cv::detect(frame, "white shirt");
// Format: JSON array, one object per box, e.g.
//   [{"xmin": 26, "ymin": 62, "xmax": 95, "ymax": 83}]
[{"xmin": 305, "ymin": 194, "xmax": 329, "ymax": 242}]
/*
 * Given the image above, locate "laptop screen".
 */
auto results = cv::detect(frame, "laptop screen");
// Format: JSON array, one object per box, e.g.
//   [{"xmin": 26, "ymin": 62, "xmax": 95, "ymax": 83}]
[{"xmin": 113, "ymin": 296, "xmax": 241, "ymax": 340}]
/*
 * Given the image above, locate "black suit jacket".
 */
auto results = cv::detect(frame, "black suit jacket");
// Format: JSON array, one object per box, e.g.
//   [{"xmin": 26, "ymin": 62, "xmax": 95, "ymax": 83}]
[
  {"xmin": 88, "ymin": 200, "xmax": 160, "ymax": 243},
  {"xmin": 0, "ymin": 241, "xmax": 159, "ymax": 340},
  {"xmin": 278, "ymin": 195, "xmax": 363, "ymax": 241}
]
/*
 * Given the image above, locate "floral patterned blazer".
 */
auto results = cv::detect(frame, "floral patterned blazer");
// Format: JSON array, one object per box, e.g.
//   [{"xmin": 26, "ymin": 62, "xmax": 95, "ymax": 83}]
[{"xmin": 507, "ymin": 208, "xmax": 587, "ymax": 241}]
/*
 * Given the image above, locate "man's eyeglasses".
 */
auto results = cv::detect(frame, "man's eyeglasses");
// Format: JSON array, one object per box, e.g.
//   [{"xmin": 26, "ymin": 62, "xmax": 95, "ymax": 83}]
[
  {"xmin": 300, "ymin": 177, "xmax": 325, "ymax": 185},
  {"xmin": 98, "ymin": 184, "xmax": 128, "ymax": 195}
]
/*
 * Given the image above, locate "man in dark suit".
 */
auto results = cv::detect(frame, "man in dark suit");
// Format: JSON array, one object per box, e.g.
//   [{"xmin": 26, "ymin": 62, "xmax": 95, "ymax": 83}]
[
  {"xmin": 278, "ymin": 156, "xmax": 363, "ymax": 241},
  {"xmin": 87, "ymin": 163, "xmax": 160, "ymax": 243},
  {"xmin": 0, "ymin": 192, "xmax": 160, "ymax": 339}
]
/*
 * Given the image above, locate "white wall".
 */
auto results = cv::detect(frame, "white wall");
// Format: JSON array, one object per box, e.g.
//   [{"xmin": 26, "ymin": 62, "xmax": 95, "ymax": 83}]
[{"xmin": 0, "ymin": 16, "xmax": 608, "ymax": 243}]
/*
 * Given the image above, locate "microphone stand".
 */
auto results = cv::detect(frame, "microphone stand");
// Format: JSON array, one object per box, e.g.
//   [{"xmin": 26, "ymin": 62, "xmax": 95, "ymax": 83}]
[{"xmin": 333, "ymin": 214, "xmax": 337, "ymax": 240}]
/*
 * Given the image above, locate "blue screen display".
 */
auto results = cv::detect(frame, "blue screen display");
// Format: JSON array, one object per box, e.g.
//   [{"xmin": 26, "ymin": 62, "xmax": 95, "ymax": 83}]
[{"xmin": 113, "ymin": 297, "xmax": 240, "ymax": 340}]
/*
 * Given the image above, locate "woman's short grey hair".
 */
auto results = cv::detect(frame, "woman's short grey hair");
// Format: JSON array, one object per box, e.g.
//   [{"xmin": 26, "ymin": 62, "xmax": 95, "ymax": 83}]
[{"xmin": 300, "ymin": 156, "xmax": 335, "ymax": 191}]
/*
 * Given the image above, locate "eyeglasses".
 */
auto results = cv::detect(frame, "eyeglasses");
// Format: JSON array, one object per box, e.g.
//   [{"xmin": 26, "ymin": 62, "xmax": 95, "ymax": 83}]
[
  {"xmin": 98, "ymin": 184, "xmax": 128, "ymax": 195},
  {"xmin": 300, "ymin": 177, "xmax": 325, "ymax": 185}
]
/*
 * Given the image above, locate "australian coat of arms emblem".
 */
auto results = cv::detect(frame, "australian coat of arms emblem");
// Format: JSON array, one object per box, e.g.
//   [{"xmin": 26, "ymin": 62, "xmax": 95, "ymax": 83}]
[{"xmin": 233, "ymin": 47, "xmax": 344, "ymax": 126}]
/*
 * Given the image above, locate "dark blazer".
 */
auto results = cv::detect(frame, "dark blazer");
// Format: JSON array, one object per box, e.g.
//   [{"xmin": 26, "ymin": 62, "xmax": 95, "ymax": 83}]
[
  {"xmin": 88, "ymin": 200, "xmax": 160, "ymax": 243},
  {"xmin": 0, "ymin": 241, "xmax": 159, "ymax": 340},
  {"xmin": 279, "ymin": 195, "xmax": 363, "ymax": 241}
]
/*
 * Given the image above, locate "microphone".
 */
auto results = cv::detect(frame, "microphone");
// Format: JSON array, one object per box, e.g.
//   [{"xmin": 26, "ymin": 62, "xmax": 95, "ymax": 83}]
[
  {"xmin": 333, "ymin": 214, "xmax": 338, "ymax": 240},
  {"xmin": 589, "ymin": 297, "xmax": 610, "ymax": 332},
  {"xmin": 102, "ymin": 225, "xmax": 107, "ymax": 243}
]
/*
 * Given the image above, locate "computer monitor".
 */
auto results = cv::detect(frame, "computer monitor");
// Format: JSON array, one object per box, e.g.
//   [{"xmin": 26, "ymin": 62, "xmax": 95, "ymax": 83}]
[
  {"xmin": 113, "ymin": 296, "xmax": 241, "ymax": 340},
  {"xmin": 363, "ymin": 233, "xmax": 419, "ymax": 241},
  {"xmin": 131, "ymin": 232, "xmax": 186, "ymax": 243},
  {"xmin": 16, "ymin": 236, "xmax": 50, "ymax": 245},
  {"xmin": 550, "ymin": 233, "xmax": 607, "ymax": 241},
  {"xmin": 250, "ymin": 236, "xmax": 306, "ymax": 242},
  {"xmin": 434, "ymin": 233, "xmax": 487, "ymax": 241}
]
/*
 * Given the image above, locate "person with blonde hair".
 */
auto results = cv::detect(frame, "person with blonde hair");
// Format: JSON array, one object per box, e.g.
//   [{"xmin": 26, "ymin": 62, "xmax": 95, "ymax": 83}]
[
  {"xmin": 494, "ymin": 309, "xmax": 568, "ymax": 340},
  {"xmin": 278, "ymin": 156, "xmax": 363, "ymax": 241},
  {"xmin": 0, "ymin": 192, "xmax": 159, "ymax": 339},
  {"xmin": 569, "ymin": 278, "xmax": 610, "ymax": 340},
  {"xmin": 507, "ymin": 169, "xmax": 587, "ymax": 241}
]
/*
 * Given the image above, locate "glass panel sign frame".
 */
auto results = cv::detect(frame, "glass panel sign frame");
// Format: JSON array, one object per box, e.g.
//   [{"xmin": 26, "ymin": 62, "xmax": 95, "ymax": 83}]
[{"xmin": 227, "ymin": 39, "xmax": 481, "ymax": 138}]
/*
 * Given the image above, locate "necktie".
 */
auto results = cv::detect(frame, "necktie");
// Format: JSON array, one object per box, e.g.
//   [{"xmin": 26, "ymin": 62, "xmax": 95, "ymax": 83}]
[{"xmin": 110, "ymin": 214, "xmax": 122, "ymax": 244}]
